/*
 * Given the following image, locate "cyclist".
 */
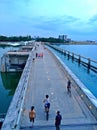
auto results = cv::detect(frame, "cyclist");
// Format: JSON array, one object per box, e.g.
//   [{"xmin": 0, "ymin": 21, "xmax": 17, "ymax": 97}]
[
  {"xmin": 43, "ymin": 95, "xmax": 50, "ymax": 120},
  {"xmin": 43, "ymin": 95, "xmax": 50, "ymax": 110}
]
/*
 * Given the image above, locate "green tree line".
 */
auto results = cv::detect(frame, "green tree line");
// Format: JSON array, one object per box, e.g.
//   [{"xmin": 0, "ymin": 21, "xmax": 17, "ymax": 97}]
[
  {"xmin": 0, "ymin": 35, "xmax": 32, "ymax": 42},
  {"xmin": 36, "ymin": 37, "xmax": 64, "ymax": 43},
  {"xmin": 0, "ymin": 35, "xmax": 65, "ymax": 43}
]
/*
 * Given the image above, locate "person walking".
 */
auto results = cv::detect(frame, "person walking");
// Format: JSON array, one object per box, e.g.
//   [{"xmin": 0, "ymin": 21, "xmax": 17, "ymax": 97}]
[
  {"xmin": 29, "ymin": 106, "xmax": 36, "ymax": 127},
  {"xmin": 67, "ymin": 80, "xmax": 71, "ymax": 96},
  {"xmin": 55, "ymin": 111, "xmax": 62, "ymax": 130}
]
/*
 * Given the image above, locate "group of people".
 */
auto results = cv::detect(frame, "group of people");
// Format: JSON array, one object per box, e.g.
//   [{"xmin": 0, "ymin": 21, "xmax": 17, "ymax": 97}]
[
  {"xmin": 36, "ymin": 52, "xmax": 43, "ymax": 58},
  {"xmin": 29, "ymin": 95, "xmax": 62, "ymax": 130},
  {"xmin": 29, "ymin": 80, "xmax": 71, "ymax": 129}
]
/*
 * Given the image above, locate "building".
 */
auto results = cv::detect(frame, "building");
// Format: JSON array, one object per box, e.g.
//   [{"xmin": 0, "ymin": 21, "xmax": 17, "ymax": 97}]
[{"xmin": 59, "ymin": 35, "xmax": 67, "ymax": 41}]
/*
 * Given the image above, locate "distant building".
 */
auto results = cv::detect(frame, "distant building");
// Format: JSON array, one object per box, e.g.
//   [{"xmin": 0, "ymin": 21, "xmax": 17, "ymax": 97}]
[
  {"xmin": 59, "ymin": 35, "xmax": 67, "ymax": 41},
  {"xmin": 58, "ymin": 35, "xmax": 71, "ymax": 42}
]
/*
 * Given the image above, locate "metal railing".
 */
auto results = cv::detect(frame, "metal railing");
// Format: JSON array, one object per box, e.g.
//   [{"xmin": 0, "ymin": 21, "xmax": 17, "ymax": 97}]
[{"xmin": 46, "ymin": 43, "xmax": 97, "ymax": 73}]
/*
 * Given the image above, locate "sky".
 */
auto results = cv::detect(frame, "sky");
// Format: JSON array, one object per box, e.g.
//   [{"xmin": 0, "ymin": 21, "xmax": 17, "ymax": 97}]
[{"xmin": 1, "ymin": 0, "xmax": 97, "ymax": 41}]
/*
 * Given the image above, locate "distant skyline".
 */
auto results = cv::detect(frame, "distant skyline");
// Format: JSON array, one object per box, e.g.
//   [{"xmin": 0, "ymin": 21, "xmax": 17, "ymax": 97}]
[{"xmin": 1, "ymin": 0, "xmax": 97, "ymax": 41}]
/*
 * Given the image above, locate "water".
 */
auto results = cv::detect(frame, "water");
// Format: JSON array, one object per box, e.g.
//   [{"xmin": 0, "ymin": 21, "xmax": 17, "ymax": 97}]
[
  {"xmin": 0, "ymin": 72, "xmax": 21, "ymax": 114},
  {"xmin": 0, "ymin": 46, "xmax": 19, "ymax": 58},
  {"xmin": 59, "ymin": 44, "xmax": 97, "ymax": 61},
  {"xmin": 0, "ymin": 46, "xmax": 21, "ymax": 114},
  {"xmin": 48, "ymin": 44, "xmax": 97, "ymax": 98}
]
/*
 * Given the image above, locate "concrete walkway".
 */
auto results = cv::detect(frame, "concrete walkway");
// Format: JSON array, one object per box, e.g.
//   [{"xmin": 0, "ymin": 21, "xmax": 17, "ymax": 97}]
[{"xmin": 20, "ymin": 43, "xmax": 97, "ymax": 130}]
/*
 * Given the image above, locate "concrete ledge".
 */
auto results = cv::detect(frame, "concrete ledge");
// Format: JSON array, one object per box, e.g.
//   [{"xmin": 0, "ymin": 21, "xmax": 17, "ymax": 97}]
[
  {"xmin": 47, "ymin": 47, "xmax": 97, "ymax": 120},
  {"xmin": 1, "ymin": 48, "xmax": 35, "ymax": 130}
]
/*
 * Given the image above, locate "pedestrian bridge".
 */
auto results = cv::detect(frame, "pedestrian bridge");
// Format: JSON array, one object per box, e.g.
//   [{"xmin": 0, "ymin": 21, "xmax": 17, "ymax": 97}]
[{"xmin": 1, "ymin": 43, "xmax": 97, "ymax": 130}]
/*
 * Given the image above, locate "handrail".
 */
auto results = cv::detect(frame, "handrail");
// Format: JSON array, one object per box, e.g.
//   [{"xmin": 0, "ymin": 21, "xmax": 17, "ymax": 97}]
[
  {"xmin": 14, "ymin": 47, "xmax": 33, "ymax": 128},
  {"xmin": 15, "ymin": 49, "xmax": 34, "ymax": 129},
  {"xmin": 46, "ymin": 43, "xmax": 97, "ymax": 73}
]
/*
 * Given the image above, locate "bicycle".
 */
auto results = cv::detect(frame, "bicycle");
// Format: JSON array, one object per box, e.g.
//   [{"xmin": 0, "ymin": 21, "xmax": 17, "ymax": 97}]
[
  {"xmin": 44, "ymin": 103, "xmax": 50, "ymax": 121},
  {"xmin": 43, "ymin": 95, "xmax": 50, "ymax": 120},
  {"xmin": 45, "ymin": 105, "xmax": 49, "ymax": 120}
]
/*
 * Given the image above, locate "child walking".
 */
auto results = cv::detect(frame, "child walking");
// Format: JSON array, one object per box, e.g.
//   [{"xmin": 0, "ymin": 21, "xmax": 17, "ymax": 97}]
[{"xmin": 29, "ymin": 106, "xmax": 36, "ymax": 127}]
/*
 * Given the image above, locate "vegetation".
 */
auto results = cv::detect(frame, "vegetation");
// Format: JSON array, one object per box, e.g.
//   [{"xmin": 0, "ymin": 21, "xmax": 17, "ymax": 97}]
[
  {"xmin": 36, "ymin": 37, "xmax": 64, "ymax": 43},
  {"xmin": 0, "ymin": 35, "xmax": 65, "ymax": 43},
  {"xmin": 0, "ymin": 35, "xmax": 32, "ymax": 42}
]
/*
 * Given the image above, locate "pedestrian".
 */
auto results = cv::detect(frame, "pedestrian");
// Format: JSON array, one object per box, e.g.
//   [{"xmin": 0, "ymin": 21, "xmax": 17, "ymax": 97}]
[
  {"xmin": 36, "ymin": 52, "xmax": 38, "ymax": 58},
  {"xmin": 29, "ymin": 106, "xmax": 36, "ymax": 127},
  {"xmin": 67, "ymin": 80, "xmax": 71, "ymax": 96},
  {"xmin": 33, "ymin": 58, "xmax": 35, "ymax": 62},
  {"xmin": 43, "ymin": 94, "xmax": 50, "ymax": 111},
  {"xmin": 55, "ymin": 111, "xmax": 62, "ymax": 130}
]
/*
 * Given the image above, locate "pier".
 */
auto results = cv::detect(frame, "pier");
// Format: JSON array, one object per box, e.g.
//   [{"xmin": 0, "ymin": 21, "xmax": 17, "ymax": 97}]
[{"xmin": 1, "ymin": 42, "xmax": 97, "ymax": 130}]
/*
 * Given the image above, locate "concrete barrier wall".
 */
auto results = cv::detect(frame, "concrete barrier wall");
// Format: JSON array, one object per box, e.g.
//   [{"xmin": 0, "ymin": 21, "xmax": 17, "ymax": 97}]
[
  {"xmin": 1, "ymin": 48, "xmax": 35, "ymax": 130},
  {"xmin": 46, "ymin": 46, "xmax": 97, "ymax": 120}
]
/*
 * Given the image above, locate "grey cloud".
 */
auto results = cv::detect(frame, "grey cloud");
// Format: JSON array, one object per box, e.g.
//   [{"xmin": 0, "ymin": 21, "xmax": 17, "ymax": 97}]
[
  {"xmin": 88, "ymin": 14, "xmax": 97, "ymax": 24},
  {"xmin": 30, "ymin": 15, "xmax": 80, "ymax": 31}
]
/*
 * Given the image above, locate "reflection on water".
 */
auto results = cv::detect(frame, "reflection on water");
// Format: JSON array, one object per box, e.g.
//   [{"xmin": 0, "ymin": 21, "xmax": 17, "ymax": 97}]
[
  {"xmin": 0, "ymin": 45, "xmax": 21, "ymax": 114},
  {"xmin": 0, "ymin": 72, "xmax": 21, "ymax": 114},
  {"xmin": 1, "ymin": 72, "xmax": 21, "ymax": 95}
]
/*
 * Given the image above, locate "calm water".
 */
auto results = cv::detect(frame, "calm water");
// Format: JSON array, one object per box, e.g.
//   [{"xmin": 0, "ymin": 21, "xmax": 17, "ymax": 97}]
[
  {"xmin": 0, "ymin": 72, "xmax": 21, "ymax": 114},
  {"xmin": 0, "ymin": 46, "xmax": 21, "ymax": 114},
  {"xmin": 59, "ymin": 44, "xmax": 97, "ymax": 61},
  {"xmin": 48, "ymin": 44, "xmax": 97, "ymax": 98}
]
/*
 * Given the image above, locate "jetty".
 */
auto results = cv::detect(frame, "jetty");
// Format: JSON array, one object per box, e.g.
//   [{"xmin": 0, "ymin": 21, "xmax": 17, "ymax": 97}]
[{"xmin": 1, "ymin": 42, "xmax": 97, "ymax": 130}]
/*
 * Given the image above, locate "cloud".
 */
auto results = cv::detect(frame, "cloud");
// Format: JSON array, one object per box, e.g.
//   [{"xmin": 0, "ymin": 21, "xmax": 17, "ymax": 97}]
[
  {"xmin": 1, "ymin": 0, "xmax": 97, "ymax": 40},
  {"xmin": 29, "ymin": 15, "xmax": 89, "ymax": 37},
  {"xmin": 88, "ymin": 14, "xmax": 97, "ymax": 24},
  {"xmin": 30, "ymin": 15, "xmax": 79, "ymax": 31}
]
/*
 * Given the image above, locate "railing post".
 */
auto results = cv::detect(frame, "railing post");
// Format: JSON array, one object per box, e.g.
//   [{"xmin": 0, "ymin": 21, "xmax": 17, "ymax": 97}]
[
  {"xmin": 64, "ymin": 50, "xmax": 66, "ymax": 56},
  {"xmin": 78, "ymin": 55, "xmax": 81, "ymax": 66},
  {"xmin": 87, "ymin": 58, "xmax": 91, "ymax": 73},
  {"xmin": 67, "ymin": 51, "xmax": 70, "ymax": 60},
  {"xmin": 72, "ymin": 53, "xmax": 74, "ymax": 62}
]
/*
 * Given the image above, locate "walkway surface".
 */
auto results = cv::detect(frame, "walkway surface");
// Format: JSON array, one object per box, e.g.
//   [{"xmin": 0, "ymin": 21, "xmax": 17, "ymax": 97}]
[{"xmin": 20, "ymin": 43, "xmax": 97, "ymax": 130}]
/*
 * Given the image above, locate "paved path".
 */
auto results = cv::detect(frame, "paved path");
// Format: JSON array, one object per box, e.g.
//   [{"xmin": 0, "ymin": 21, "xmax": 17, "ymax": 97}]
[{"xmin": 20, "ymin": 43, "xmax": 97, "ymax": 130}]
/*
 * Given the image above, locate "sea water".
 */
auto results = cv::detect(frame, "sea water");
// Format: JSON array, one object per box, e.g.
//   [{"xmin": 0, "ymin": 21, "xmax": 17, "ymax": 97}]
[
  {"xmin": 0, "ymin": 46, "xmax": 21, "ymax": 114},
  {"xmin": 48, "ymin": 44, "xmax": 97, "ymax": 98}
]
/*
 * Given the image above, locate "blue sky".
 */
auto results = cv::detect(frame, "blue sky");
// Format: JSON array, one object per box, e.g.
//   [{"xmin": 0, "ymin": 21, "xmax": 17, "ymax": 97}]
[{"xmin": 1, "ymin": 0, "xmax": 97, "ymax": 40}]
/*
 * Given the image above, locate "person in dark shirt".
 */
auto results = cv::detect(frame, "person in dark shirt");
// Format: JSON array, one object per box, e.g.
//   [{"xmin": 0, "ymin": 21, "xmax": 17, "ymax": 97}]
[
  {"xmin": 55, "ymin": 111, "xmax": 62, "ymax": 130},
  {"xmin": 67, "ymin": 80, "xmax": 71, "ymax": 96}
]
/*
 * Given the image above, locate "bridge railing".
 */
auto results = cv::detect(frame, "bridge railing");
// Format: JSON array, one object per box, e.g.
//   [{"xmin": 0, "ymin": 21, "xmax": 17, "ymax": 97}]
[
  {"xmin": 1, "ymin": 47, "xmax": 35, "ymax": 130},
  {"xmin": 46, "ymin": 43, "xmax": 97, "ymax": 73},
  {"xmin": 46, "ymin": 43, "xmax": 97, "ymax": 120}
]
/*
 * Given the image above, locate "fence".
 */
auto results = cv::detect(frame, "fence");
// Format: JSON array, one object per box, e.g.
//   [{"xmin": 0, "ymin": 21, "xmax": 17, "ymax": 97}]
[
  {"xmin": 46, "ymin": 43, "xmax": 97, "ymax": 73},
  {"xmin": 46, "ymin": 43, "xmax": 97, "ymax": 120}
]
